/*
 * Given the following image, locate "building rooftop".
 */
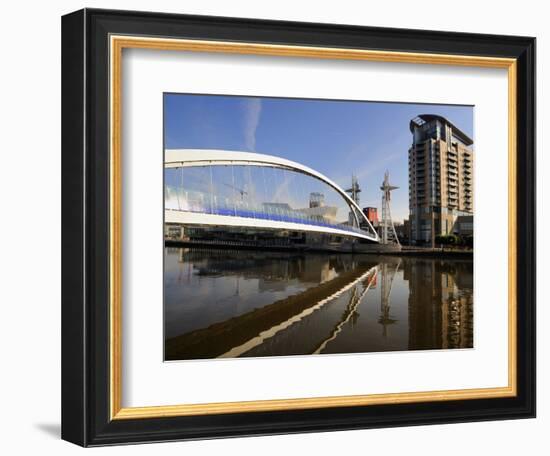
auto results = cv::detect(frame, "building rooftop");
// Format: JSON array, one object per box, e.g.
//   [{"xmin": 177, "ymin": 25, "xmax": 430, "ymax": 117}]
[{"xmin": 409, "ymin": 114, "xmax": 473, "ymax": 146}]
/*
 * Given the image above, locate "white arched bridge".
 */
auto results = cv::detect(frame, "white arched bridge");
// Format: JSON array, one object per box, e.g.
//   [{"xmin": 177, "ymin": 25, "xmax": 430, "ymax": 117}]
[{"xmin": 165, "ymin": 149, "xmax": 379, "ymax": 243}]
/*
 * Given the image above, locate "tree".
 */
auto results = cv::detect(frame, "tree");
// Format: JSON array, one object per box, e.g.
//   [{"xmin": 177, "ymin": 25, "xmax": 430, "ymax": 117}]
[{"xmin": 435, "ymin": 234, "xmax": 445, "ymax": 246}]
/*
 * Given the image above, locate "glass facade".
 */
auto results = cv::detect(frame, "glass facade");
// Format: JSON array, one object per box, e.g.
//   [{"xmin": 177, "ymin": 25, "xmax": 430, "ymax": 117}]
[{"xmin": 165, "ymin": 164, "xmax": 375, "ymax": 237}]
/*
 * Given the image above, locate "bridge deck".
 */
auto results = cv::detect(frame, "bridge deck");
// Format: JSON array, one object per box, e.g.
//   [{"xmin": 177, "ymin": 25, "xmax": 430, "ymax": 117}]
[{"xmin": 165, "ymin": 209, "xmax": 378, "ymax": 242}]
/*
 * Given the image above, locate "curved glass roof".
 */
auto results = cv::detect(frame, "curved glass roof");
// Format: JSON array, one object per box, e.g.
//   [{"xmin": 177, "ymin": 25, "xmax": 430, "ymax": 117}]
[{"xmin": 165, "ymin": 163, "xmax": 376, "ymax": 238}]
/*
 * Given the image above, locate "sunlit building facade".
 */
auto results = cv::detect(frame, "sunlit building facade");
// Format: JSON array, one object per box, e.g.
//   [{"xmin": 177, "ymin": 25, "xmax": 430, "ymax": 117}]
[
  {"xmin": 164, "ymin": 149, "xmax": 379, "ymax": 250},
  {"xmin": 363, "ymin": 207, "xmax": 379, "ymax": 225},
  {"xmin": 408, "ymin": 114, "xmax": 474, "ymax": 245}
]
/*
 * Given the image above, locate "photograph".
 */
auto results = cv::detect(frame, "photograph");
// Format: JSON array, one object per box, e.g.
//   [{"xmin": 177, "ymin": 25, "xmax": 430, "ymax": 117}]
[{"xmin": 163, "ymin": 94, "xmax": 475, "ymax": 361}]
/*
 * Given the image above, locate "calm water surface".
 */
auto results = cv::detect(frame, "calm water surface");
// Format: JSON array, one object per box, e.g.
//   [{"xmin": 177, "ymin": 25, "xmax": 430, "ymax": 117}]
[{"xmin": 164, "ymin": 247, "xmax": 473, "ymax": 360}]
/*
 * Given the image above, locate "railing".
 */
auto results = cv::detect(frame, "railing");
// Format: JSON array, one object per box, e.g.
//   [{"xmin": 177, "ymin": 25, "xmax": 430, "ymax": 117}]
[
  {"xmin": 168, "ymin": 207, "xmax": 373, "ymax": 236},
  {"xmin": 165, "ymin": 186, "xmax": 374, "ymax": 237}
]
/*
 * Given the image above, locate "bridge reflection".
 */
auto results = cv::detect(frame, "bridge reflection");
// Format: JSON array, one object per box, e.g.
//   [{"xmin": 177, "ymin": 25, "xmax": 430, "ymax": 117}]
[{"xmin": 164, "ymin": 248, "xmax": 473, "ymax": 360}]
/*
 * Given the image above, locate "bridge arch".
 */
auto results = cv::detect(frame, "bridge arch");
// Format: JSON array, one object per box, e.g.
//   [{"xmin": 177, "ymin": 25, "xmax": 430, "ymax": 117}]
[{"xmin": 165, "ymin": 149, "xmax": 379, "ymax": 243}]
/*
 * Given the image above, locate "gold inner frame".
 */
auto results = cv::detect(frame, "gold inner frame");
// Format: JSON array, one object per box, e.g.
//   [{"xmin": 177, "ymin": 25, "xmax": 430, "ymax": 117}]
[{"xmin": 109, "ymin": 35, "xmax": 517, "ymax": 420}]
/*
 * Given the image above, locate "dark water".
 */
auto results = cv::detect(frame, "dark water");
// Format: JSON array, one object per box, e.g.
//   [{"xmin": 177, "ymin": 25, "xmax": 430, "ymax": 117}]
[{"xmin": 164, "ymin": 247, "xmax": 473, "ymax": 360}]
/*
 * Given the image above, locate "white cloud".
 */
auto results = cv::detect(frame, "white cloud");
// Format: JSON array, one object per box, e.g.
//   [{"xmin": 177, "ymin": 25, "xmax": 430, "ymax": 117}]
[{"xmin": 243, "ymin": 98, "xmax": 262, "ymax": 151}]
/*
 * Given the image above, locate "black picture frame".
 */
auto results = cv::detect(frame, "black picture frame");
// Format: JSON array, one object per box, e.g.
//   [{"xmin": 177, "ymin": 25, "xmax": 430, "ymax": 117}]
[{"xmin": 62, "ymin": 8, "xmax": 536, "ymax": 447}]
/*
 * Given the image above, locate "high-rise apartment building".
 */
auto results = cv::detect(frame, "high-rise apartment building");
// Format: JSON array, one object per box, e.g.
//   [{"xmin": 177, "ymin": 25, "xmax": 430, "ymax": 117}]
[{"xmin": 408, "ymin": 114, "xmax": 474, "ymax": 244}]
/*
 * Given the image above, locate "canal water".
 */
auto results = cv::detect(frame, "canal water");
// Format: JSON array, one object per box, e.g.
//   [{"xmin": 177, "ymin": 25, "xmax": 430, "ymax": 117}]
[{"xmin": 164, "ymin": 247, "xmax": 473, "ymax": 361}]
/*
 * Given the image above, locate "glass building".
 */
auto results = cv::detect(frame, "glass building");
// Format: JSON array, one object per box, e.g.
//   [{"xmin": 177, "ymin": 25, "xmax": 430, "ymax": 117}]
[{"xmin": 164, "ymin": 149, "xmax": 379, "ymax": 247}]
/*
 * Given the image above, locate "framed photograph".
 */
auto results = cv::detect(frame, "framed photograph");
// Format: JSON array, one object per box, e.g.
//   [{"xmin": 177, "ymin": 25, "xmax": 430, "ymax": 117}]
[{"xmin": 61, "ymin": 8, "xmax": 536, "ymax": 446}]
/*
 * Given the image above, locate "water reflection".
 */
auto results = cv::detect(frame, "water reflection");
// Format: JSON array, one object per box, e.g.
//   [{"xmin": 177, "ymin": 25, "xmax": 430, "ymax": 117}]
[{"xmin": 164, "ymin": 247, "xmax": 473, "ymax": 360}]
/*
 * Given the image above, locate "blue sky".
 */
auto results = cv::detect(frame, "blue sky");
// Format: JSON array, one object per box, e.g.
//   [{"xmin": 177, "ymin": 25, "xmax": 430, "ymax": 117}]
[{"xmin": 164, "ymin": 93, "xmax": 473, "ymax": 222}]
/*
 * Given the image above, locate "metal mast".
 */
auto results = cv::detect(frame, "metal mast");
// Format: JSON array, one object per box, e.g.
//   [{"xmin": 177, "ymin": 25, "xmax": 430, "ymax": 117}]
[
  {"xmin": 379, "ymin": 259, "xmax": 401, "ymax": 336},
  {"xmin": 345, "ymin": 174, "xmax": 361, "ymax": 205},
  {"xmin": 380, "ymin": 170, "xmax": 401, "ymax": 246}
]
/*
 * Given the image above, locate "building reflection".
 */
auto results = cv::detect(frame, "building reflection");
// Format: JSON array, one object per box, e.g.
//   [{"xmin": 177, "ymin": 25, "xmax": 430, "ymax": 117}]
[
  {"xmin": 173, "ymin": 247, "xmax": 359, "ymax": 286},
  {"xmin": 403, "ymin": 258, "xmax": 473, "ymax": 350}
]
